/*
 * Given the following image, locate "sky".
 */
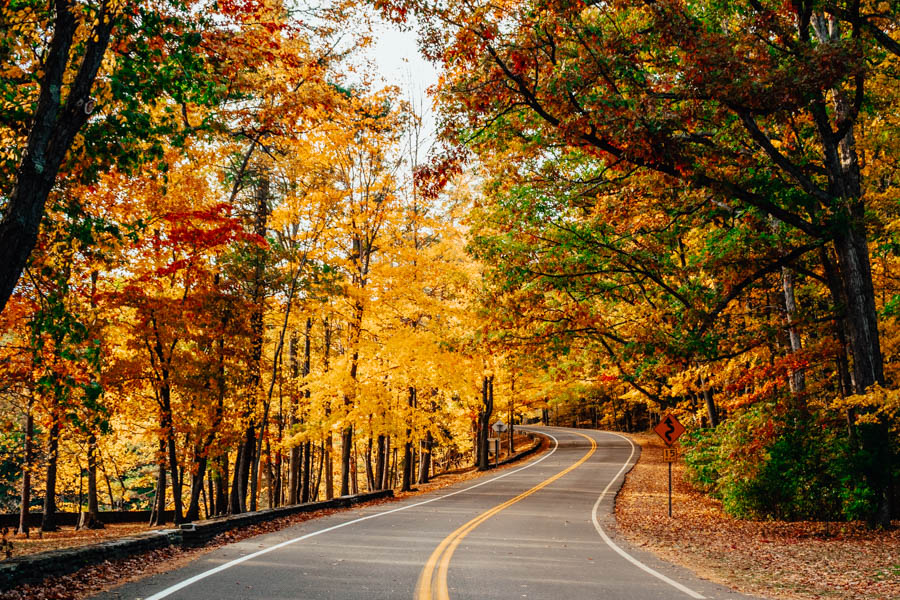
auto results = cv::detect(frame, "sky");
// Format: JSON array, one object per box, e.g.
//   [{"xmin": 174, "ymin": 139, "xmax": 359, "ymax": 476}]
[{"xmin": 368, "ymin": 19, "xmax": 440, "ymax": 139}]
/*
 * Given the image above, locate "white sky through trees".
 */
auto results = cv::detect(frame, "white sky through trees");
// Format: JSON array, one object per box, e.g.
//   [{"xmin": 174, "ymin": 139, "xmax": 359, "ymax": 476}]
[{"xmin": 370, "ymin": 18, "xmax": 439, "ymax": 139}]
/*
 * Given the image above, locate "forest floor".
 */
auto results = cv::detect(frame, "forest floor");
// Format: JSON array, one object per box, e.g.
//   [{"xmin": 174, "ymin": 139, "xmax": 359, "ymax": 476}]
[
  {"xmin": 615, "ymin": 433, "xmax": 900, "ymax": 600},
  {"xmin": 0, "ymin": 432, "xmax": 545, "ymax": 599},
  {"xmin": 4, "ymin": 524, "xmax": 167, "ymax": 560}
]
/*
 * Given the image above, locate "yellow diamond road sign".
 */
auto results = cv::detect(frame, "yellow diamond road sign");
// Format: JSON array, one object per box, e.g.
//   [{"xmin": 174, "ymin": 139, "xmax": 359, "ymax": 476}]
[{"xmin": 654, "ymin": 413, "xmax": 686, "ymax": 446}]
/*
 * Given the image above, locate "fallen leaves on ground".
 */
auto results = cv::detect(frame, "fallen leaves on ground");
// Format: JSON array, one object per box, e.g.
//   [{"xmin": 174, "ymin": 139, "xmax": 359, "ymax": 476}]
[
  {"xmin": 4, "ymin": 524, "xmax": 169, "ymax": 559},
  {"xmin": 615, "ymin": 433, "xmax": 900, "ymax": 600}
]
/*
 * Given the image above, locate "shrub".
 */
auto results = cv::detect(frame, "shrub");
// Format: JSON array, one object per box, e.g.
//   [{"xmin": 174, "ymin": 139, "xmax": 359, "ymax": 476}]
[{"xmin": 682, "ymin": 404, "xmax": 876, "ymax": 521}]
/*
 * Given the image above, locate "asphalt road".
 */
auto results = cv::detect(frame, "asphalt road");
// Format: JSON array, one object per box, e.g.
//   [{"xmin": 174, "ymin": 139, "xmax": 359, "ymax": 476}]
[{"xmin": 96, "ymin": 427, "xmax": 763, "ymax": 600}]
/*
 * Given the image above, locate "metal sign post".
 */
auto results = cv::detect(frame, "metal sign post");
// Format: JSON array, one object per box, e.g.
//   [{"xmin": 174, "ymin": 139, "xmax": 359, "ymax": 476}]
[
  {"xmin": 662, "ymin": 448, "xmax": 678, "ymax": 517},
  {"xmin": 655, "ymin": 413, "xmax": 686, "ymax": 518},
  {"xmin": 487, "ymin": 437, "xmax": 500, "ymax": 466}
]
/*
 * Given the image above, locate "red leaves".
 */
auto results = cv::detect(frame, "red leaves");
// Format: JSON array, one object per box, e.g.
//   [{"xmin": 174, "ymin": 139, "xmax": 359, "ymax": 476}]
[{"xmin": 151, "ymin": 203, "xmax": 263, "ymax": 277}]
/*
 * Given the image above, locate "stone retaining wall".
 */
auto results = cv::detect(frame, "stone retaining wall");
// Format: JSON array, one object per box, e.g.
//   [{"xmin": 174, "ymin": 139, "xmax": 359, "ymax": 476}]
[
  {"xmin": 496, "ymin": 432, "xmax": 544, "ymax": 467},
  {"xmin": 0, "ymin": 490, "xmax": 392, "ymax": 592},
  {"xmin": 0, "ymin": 438, "xmax": 546, "ymax": 592},
  {"xmin": 0, "ymin": 510, "xmax": 176, "ymax": 529}
]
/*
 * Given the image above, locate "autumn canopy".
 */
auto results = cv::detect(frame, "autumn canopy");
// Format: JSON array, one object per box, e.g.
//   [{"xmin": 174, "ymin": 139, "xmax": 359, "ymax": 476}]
[{"xmin": 1, "ymin": 0, "xmax": 899, "ymax": 533}]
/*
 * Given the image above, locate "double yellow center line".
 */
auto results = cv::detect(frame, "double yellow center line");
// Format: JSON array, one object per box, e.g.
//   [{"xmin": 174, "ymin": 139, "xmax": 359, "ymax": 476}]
[{"xmin": 414, "ymin": 433, "xmax": 597, "ymax": 600}]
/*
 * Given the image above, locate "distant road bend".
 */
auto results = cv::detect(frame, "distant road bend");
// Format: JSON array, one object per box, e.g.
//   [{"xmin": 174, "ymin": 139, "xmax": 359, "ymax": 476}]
[{"xmin": 98, "ymin": 427, "xmax": 761, "ymax": 600}]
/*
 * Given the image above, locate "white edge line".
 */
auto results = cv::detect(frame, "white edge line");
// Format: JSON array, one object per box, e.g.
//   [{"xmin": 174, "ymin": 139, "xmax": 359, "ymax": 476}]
[
  {"xmin": 144, "ymin": 432, "xmax": 559, "ymax": 600},
  {"xmin": 590, "ymin": 431, "xmax": 705, "ymax": 599}
]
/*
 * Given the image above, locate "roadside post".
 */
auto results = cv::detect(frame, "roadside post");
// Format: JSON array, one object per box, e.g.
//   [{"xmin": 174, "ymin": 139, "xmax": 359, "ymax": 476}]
[
  {"xmin": 653, "ymin": 413, "xmax": 686, "ymax": 517},
  {"xmin": 491, "ymin": 420, "xmax": 508, "ymax": 466}
]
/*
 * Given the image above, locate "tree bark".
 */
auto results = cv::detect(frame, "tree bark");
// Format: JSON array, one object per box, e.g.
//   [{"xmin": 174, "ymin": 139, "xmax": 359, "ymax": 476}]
[
  {"xmin": 287, "ymin": 332, "xmax": 301, "ymax": 505},
  {"xmin": 247, "ymin": 175, "xmax": 270, "ymax": 513},
  {"xmin": 158, "ymin": 384, "xmax": 183, "ymax": 525},
  {"xmin": 0, "ymin": 0, "xmax": 115, "ymax": 314},
  {"xmin": 300, "ymin": 319, "xmax": 312, "ymax": 503},
  {"xmin": 17, "ymin": 399, "xmax": 34, "ymax": 535},
  {"xmin": 381, "ymin": 436, "xmax": 391, "ymax": 490},
  {"xmin": 402, "ymin": 387, "xmax": 416, "ymax": 491},
  {"xmin": 77, "ymin": 434, "xmax": 104, "ymax": 529},
  {"xmin": 700, "ymin": 375, "xmax": 718, "ymax": 429},
  {"xmin": 508, "ymin": 376, "xmax": 515, "ymax": 453},
  {"xmin": 40, "ymin": 415, "xmax": 62, "ymax": 531},
  {"xmin": 417, "ymin": 431, "xmax": 432, "ymax": 485},
  {"xmin": 149, "ymin": 438, "xmax": 167, "ymax": 526},
  {"xmin": 340, "ymin": 426, "xmax": 353, "ymax": 496},
  {"xmin": 323, "ymin": 317, "xmax": 334, "ymax": 501},
  {"xmin": 185, "ymin": 452, "xmax": 207, "ymax": 522},
  {"xmin": 374, "ymin": 435, "xmax": 386, "ymax": 491},
  {"xmin": 229, "ymin": 444, "xmax": 244, "ymax": 514},
  {"xmin": 477, "ymin": 376, "xmax": 494, "ymax": 471},
  {"xmin": 365, "ymin": 436, "xmax": 375, "ymax": 491},
  {"xmin": 214, "ymin": 455, "xmax": 228, "ymax": 516}
]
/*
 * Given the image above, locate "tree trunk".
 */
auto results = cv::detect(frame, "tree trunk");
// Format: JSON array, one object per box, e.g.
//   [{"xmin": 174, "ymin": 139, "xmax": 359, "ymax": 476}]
[
  {"xmin": 477, "ymin": 376, "xmax": 494, "ymax": 471},
  {"xmin": 820, "ymin": 246, "xmax": 856, "ymax": 436},
  {"xmin": 300, "ymin": 320, "xmax": 312, "ymax": 503},
  {"xmin": 17, "ymin": 399, "xmax": 34, "ymax": 535},
  {"xmin": 207, "ymin": 469, "xmax": 216, "ymax": 516},
  {"xmin": 40, "ymin": 416, "xmax": 62, "ymax": 532},
  {"xmin": 287, "ymin": 331, "xmax": 301, "ymax": 505},
  {"xmin": 402, "ymin": 387, "xmax": 416, "ymax": 491},
  {"xmin": 381, "ymin": 436, "xmax": 391, "ymax": 490},
  {"xmin": 149, "ymin": 439, "xmax": 167, "ymax": 526},
  {"xmin": 237, "ymin": 427, "xmax": 255, "ymax": 512},
  {"xmin": 77, "ymin": 434, "xmax": 104, "ymax": 529},
  {"xmin": 264, "ymin": 435, "xmax": 274, "ymax": 509},
  {"xmin": 508, "ymin": 381, "xmax": 515, "ymax": 454},
  {"xmin": 323, "ymin": 317, "xmax": 334, "ymax": 500},
  {"xmin": 700, "ymin": 376, "xmax": 718, "ymax": 428},
  {"xmin": 811, "ymin": 13, "xmax": 891, "ymax": 527},
  {"xmin": 781, "ymin": 267, "xmax": 806, "ymax": 395},
  {"xmin": 417, "ymin": 431, "xmax": 432, "ymax": 485},
  {"xmin": 340, "ymin": 426, "xmax": 353, "ymax": 496},
  {"xmin": 300, "ymin": 441, "xmax": 311, "ymax": 503},
  {"xmin": 374, "ymin": 435, "xmax": 386, "ymax": 491},
  {"xmin": 247, "ymin": 176, "xmax": 269, "ymax": 513},
  {"xmin": 229, "ymin": 444, "xmax": 244, "ymax": 514},
  {"xmin": 0, "ymin": 0, "xmax": 115, "ymax": 314},
  {"xmin": 313, "ymin": 442, "xmax": 325, "ymax": 501},
  {"xmin": 201, "ymin": 478, "xmax": 210, "ymax": 519},
  {"xmin": 184, "ymin": 449, "xmax": 207, "ymax": 522},
  {"xmin": 325, "ymin": 433, "xmax": 334, "ymax": 500},
  {"xmin": 158, "ymin": 385, "xmax": 183, "ymax": 525},
  {"xmin": 834, "ymin": 230, "xmax": 893, "ymax": 527},
  {"xmin": 834, "ymin": 228, "xmax": 884, "ymax": 391},
  {"xmin": 214, "ymin": 455, "xmax": 228, "ymax": 516},
  {"xmin": 351, "ymin": 442, "xmax": 359, "ymax": 495},
  {"xmin": 166, "ymin": 426, "xmax": 182, "ymax": 524}
]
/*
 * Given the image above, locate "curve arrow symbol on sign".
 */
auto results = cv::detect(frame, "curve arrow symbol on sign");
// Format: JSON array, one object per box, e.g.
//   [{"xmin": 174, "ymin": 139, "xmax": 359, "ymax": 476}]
[{"xmin": 653, "ymin": 413, "xmax": 686, "ymax": 446}]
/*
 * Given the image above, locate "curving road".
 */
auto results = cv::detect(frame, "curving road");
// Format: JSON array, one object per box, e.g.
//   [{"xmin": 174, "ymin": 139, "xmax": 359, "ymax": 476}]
[{"xmin": 96, "ymin": 427, "xmax": 763, "ymax": 600}]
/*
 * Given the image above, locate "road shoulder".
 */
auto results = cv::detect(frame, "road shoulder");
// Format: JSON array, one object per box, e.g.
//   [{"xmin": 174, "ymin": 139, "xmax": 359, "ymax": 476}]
[{"xmin": 614, "ymin": 433, "xmax": 900, "ymax": 600}]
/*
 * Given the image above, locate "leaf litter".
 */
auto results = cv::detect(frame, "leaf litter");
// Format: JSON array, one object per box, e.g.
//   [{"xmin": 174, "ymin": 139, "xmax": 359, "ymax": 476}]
[{"xmin": 615, "ymin": 434, "xmax": 899, "ymax": 600}]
